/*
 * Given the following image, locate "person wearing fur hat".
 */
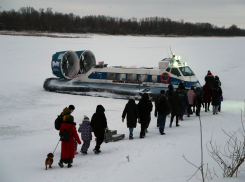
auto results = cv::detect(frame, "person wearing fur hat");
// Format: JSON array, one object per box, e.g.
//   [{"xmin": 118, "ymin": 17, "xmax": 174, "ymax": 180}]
[
  {"xmin": 91, "ymin": 105, "xmax": 108, "ymax": 154},
  {"xmin": 78, "ymin": 115, "xmax": 93, "ymax": 155},
  {"xmin": 59, "ymin": 115, "xmax": 81, "ymax": 168},
  {"xmin": 122, "ymin": 96, "xmax": 140, "ymax": 140}
]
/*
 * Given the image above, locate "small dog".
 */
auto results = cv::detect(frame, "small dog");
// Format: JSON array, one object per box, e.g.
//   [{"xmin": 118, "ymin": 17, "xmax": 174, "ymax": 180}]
[{"xmin": 45, "ymin": 153, "xmax": 54, "ymax": 170}]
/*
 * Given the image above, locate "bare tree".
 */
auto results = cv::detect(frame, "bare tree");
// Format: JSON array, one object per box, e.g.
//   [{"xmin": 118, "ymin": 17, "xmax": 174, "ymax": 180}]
[{"xmin": 206, "ymin": 110, "xmax": 245, "ymax": 177}]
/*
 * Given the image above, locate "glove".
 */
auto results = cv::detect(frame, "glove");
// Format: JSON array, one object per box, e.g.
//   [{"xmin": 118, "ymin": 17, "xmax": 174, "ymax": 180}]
[
  {"xmin": 122, "ymin": 118, "xmax": 124, "ymax": 122},
  {"xmin": 138, "ymin": 118, "xmax": 140, "ymax": 123},
  {"xmin": 78, "ymin": 141, "xmax": 82, "ymax": 145}
]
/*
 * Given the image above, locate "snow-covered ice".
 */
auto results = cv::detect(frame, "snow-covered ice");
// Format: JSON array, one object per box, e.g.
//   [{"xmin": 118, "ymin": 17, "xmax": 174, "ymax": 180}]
[{"xmin": 0, "ymin": 33, "xmax": 245, "ymax": 182}]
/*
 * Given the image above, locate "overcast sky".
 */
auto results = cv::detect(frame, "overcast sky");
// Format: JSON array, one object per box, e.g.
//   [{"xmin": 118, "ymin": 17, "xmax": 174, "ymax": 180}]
[{"xmin": 1, "ymin": 0, "xmax": 245, "ymax": 29}]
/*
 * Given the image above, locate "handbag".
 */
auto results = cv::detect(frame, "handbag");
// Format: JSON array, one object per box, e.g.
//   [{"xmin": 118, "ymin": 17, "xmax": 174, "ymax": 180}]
[
  {"xmin": 104, "ymin": 127, "xmax": 113, "ymax": 143},
  {"xmin": 220, "ymin": 95, "xmax": 223, "ymax": 102},
  {"xmin": 60, "ymin": 127, "xmax": 72, "ymax": 141}
]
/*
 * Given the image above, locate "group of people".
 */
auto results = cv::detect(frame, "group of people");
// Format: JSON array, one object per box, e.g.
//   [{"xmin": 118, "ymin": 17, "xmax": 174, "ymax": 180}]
[
  {"xmin": 58, "ymin": 104, "xmax": 108, "ymax": 168},
  {"xmin": 57, "ymin": 70, "xmax": 223, "ymax": 168},
  {"xmin": 121, "ymin": 70, "xmax": 223, "ymax": 139}
]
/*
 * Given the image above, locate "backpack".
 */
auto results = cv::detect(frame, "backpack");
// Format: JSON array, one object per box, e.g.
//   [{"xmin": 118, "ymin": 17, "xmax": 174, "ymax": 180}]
[
  {"xmin": 54, "ymin": 113, "xmax": 70, "ymax": 130},
  {"xmin": 60, "ymin": 126, "xmax": 72, "ymax": 141}
]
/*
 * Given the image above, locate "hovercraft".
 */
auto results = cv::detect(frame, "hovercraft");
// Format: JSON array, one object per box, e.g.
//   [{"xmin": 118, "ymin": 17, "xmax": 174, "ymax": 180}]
[{"xmin": 43, "ymin": 50, "xmax": 200, "ymax": 100}]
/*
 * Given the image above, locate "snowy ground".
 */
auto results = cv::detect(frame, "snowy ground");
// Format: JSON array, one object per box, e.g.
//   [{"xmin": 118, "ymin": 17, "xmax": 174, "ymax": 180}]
[{"xmin": 0, "ymin": 32, "xmax": 245, "ymax": 182}]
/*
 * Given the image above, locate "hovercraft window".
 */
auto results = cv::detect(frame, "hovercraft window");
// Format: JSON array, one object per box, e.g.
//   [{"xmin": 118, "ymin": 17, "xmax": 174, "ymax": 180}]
[
  {"xmin": 139, "ymin": 74, "xmax": 147, "ymax": 82},
  {"xmin": 117, "ymin": 73, "xmax": 126, "ymax": 81},
  {"xmin": 127, "ymin": 74, "xmax": 137, "ymax": 81},
  {"xmin": 107, "ymin": 73, "xmax": 116, "ymax": 80},
  {"xmin": 152, "ymin": 75, "xmax": 157, "ymax": 83},
  {"xmin": 179, "ymin": 66, "xmax": 195, "ymax": 76},
  {"xmin": 166, "ymin": 67, "xmax": 171, "ymax": 72},
  {"xmin": 171, "ymin": 68, "xmax": 181, "ymax": 77}
]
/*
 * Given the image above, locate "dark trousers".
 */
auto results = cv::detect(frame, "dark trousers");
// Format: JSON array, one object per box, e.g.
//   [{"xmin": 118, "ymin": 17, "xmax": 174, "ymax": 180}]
[
  {"xmin": 218, "ymin": 103, "xmax": 221, "ymax": 111},
  {"xmin": 205, "ymin": 102, "xmax": 210, "ymax": 111},
  {"xmin": 188, "ymin": 104, "xmax": 193, "ymax": 116},
  {"xmin": 95, "ymin": 136, "xmax": 104, "ymax": 150},
  {"xmin": 170, "ymin": 115, "xmax": 179, "ymax": 125},
  {"xmin": 196, "ymin": 105, "xmax": 201, "ymax": 116},
  {"xmin": 140, "ymin": 122, "xmax": 147, "ymax": 137},
  {"xmin": 158, "ymin": 115, "xmax": 167, "ymax": 133}
]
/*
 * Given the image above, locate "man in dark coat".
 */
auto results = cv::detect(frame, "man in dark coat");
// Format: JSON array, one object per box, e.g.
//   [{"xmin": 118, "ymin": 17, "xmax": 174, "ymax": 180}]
[
  {"xmin": 176, "ymin": 86, "xmax": 189, "ymax": 121},
  {"xmin": 202, "ymin": 81, "xmax": 212, "ymax": 112},
  {"xmin": 210, "ymin": 81, "xmax": 222, "ymax": 115},
  {"xmin": 169, "ymin": 93, "xmax": 181, "ymax": 127},
  {"xmin": 205, "ymin": 70, "xmax": 214, "ymax": 86},
  {"xmin": 59, "ymin": 115, "xmax": 81, "ymax": 168},
  {"xmin": 155, "ymin": 94, "xmax": 171, "ymax": 135},
  {"xmin": 138, "ymin": 93, "xmax": 153, "ymax": 138},
  {"xmin": 91, "ymin": 105, "xmax": 108, "ymax": 154},
  {"xmin": 122, "ymin": 96, "xmax": 140, "ymax": 140},
  {"xmin": 154, "ymin": 90, "xmax": 165, "ymax": 127}
]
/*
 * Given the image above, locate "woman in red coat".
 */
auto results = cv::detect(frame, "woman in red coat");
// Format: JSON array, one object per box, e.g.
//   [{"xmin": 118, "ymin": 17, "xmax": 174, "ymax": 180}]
[
  {"xmin": 202, "ymin": 81, "xmax": 212, "ymax": 112},
  {"xmin": 59, "ymin": 115, "xmax": 81, "ymax": 168}
]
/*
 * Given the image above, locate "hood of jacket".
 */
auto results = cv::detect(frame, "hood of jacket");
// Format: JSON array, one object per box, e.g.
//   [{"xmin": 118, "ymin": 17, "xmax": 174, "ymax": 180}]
[
  {"xmin": 96, "ymin": 105, "xmax": 105, "ymax": 113},
  {"xmin": 62, "ymin": 107, "xmax": 71, "ymax": 115}
]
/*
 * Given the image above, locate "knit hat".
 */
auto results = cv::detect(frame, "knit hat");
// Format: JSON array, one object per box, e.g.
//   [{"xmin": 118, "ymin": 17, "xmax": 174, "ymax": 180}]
[
  {"xmin": 129, "ymin": 96, "xmax": 135, "ymax": 100},
  {"xmin": 84, "ymin": 115, "xmax": 89, "ymax": 120}
]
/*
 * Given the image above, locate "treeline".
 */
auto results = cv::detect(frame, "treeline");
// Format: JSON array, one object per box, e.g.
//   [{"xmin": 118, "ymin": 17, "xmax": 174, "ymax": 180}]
[{"xmin": 0, "ymin": 6, "xmax": 245, "ymax": 36}]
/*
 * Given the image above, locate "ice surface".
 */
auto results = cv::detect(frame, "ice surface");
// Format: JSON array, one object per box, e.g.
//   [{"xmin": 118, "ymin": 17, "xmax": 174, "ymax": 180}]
[{"xmin": 0, "ymin": 33, "xmax": 245, "ymax": 182}]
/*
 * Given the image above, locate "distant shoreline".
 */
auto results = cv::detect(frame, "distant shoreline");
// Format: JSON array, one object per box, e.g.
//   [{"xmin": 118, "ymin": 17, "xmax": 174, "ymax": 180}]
[{"xmin": 0, "ymin": 31, "xmax": 242, "ymax": 38}]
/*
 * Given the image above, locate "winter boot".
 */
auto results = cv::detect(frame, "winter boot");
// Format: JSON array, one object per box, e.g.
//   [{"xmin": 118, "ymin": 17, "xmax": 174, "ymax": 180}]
[
  {"xmin": 93, "ymin": 148, "xmax": 99, "ymax": 155},
  {"xmin": 68, "ymin": 163, "xmax": 72, "ymax": 168},
  {"xmin": 129, "ymin": 136, "xmax": 133, "ymax": 140},
  {"xmin": 176, "ymin": 124, "xmax": 180, "ymax": 127},
  {"xmin": 58, "ymin": 161, "xmax": 64, "ymax": 168}
]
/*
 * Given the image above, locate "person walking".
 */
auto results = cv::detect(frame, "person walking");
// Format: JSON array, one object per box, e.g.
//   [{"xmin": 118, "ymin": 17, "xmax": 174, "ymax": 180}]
[
  {"xmin": 205, "ymin": 70, "xmax": 214, "ymax": 86},
  {"xmin": 138, "ymin": 93, "xmax": 153, "ymax": 138},
  {"xmin": 155, "ymin": 94, "xmax": 171, "ymax": 135},
  {"xmin": 60, "ymin": 105, "xmax": 78, "ymax": 154},
  {"xmin": 187, "ymin": 86, "xmax": 196, "ymax": 117},
  {"xmin": 210, "ymin": 81, "xmax": 222, "ymax": 115},
  {"xmin": 154, "ymin": 90, "xmax": 165, "ymax": 127},
  {"xmin": 169, "ymin": 93, "xmax": 182, "ymax": 127},
  {"xmin": 176, "ymin": 86, "xmax": 189, "ymax": 121},
  {"xmin": 122, "ymin": 96, "xmax": 140, "ymax": 140},
  {"xmin": 91, "ymin": 105, "xmax": 108, "ymax": 154},
  {"xmin": 78, "ymin": 115, "xmax": 93, "ymax": 155},
  {"xmin": 213, "ymin": 75, "xmax": 222, "ymax": 111},
  {"xmin": 58, "ymin": 115, "xmax": 81, "ymax": 168},
  {"xmin": 202, "ymin": 81, "xmax": 212, "ymax": 112}
]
